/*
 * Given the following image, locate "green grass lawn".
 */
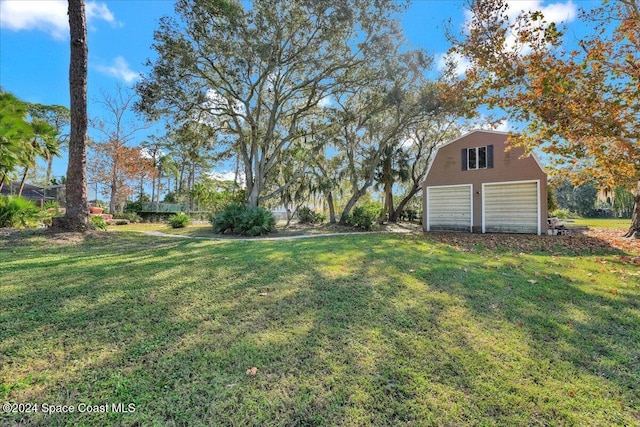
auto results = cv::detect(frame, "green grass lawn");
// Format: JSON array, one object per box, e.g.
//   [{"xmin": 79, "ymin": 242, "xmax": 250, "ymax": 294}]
[
  {"xmin": 572, "ymin": 218, "xmax": 632, "ymax": 229},
  {"xmin": 1, "ymin": 230, "xmax": 639, "ymax": 426},
  {"xmin": 111, "ymin": 222, "xmax": 215, "ymax": 237}
]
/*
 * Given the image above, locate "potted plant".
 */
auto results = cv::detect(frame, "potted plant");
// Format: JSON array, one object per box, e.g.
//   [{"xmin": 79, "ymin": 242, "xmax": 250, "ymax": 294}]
[
  {"xmin": 89, "ymin": 206, "xmax": 104, "ymax": 214},
  {"xmin": 89, "ymin": 200, "xmax": 106, "ymax": 214}
]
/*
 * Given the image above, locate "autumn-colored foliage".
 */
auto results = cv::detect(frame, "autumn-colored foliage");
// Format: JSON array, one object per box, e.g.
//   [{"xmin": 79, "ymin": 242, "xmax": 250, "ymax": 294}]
[
  {"xmin": 451, "ymin": 0, "xmax": 640, "ymax": 237},
  {"xmin": 89, "ymin": 143, "xmax": 154, "ymax": 213}
]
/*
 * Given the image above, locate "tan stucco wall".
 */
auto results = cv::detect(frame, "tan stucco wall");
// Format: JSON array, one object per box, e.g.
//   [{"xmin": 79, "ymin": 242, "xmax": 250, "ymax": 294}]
[{"xmin": 422, "ymin": 131, "xmax": 548, "ymax": 233}]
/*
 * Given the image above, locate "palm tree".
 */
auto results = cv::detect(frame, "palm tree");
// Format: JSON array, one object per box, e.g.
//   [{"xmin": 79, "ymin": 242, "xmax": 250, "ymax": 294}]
[
  {"xmin": 17, "ymin": 119, "xmax": 58, "ymax": 196},
  {"xmin": 28, "ymin": 104, "xmax": 70, "ymax": 184},
  {"xmin": 157, "ymin": 154, "xmax": 179, "ymax": 202},
  {"xmin": 0, "ymin": 91, "xmax": 33, "ymax": 191}
]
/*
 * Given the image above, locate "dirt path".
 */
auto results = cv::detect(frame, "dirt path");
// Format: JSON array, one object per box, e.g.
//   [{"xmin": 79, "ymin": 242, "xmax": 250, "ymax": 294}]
[{"xmin": 141, "ymin": 228, "xmax": 416, "ymax": 241}]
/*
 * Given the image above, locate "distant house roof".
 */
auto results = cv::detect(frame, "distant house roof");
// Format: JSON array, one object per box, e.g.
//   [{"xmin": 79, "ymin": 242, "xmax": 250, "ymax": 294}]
[{"xmin": 1, "ymin": 182, "xmax": 55, "ymax": 201}]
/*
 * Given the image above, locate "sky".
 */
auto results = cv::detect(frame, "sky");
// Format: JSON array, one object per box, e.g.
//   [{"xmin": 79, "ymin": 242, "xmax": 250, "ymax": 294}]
[{"xmin": 0, "ymin": 0, "xmax": 589, "ymax": 189}]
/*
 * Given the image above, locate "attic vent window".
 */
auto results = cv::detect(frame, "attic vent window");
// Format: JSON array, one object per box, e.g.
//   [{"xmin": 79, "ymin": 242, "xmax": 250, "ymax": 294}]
[{"xmin": 461, "ymin": 145, "xmax": 493, "ymax": 171}]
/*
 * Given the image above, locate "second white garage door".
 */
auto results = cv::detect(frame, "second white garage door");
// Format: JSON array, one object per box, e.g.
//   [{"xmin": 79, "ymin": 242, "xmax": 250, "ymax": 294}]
[{"xmin": 483, "ymin": 181, "xmax": 540, "ymax": 234}]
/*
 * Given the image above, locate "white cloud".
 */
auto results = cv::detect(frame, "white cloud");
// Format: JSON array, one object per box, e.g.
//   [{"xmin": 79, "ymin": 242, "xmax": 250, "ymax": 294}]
[
  {"xmin": 210, "ymin": 171, "xmax": 237, "ymax": 182},
  {"xmin": 205, "ymin": 89, "xmax": 245, "ymax": 116},
  {"xmin": 0, "ymin": 0, "xmax": 117, "ymax": 40},
  {"xmin": 443, "ymin": 1, "xmax": 578, "ymax": 76},
  {"xmin": 209, "ymin": 170, "xmax": 245, "ymax": 187},
  {"xmin": 96, "ymin": 56, "xmax": 139, "ymax": 83},
  {"xmin": 86, "ymin": 2, "xmax": 116, "ymax": 25},
  {"xmin": 494, "ymin": 119, "xmax": 510, "ymax": 132},
  {"xmin": 318, "ymin": 96, "xmax": 333, "ymax": 108},
  {"xmin": 506, "ymin": 1, "xmax": 577, "ymax": 23},
  {"xmin": 436, "ymin": 52, "xmax": 472, "ymax": 75},
  {"xmin": 479, "ymin": 119, "xmax": 510, "ymax": 132},
  {"xmin": 504, "ymin": 1, "xmax": 577, "ymax": 55}
]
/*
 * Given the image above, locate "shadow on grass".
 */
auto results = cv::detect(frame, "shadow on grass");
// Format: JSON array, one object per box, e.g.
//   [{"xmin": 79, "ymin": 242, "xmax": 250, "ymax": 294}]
[{"xmin": 1, "ymin": 233, "xmax": 638, "ymax": 426}]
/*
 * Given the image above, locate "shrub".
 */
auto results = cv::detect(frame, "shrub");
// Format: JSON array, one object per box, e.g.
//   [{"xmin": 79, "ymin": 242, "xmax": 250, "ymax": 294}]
[
  {"xmin": 40, "ymin": 201, "xmax": 63, "ymax": 226},
  {"xmin": 405, "ymin": 209, "xmax": 418, "ymax": 222},
  {"xmin": 298, "ymin": 206, "xmax": 325, "ymax": 224},
  {"xmin": 346, "ymin": 204, "xmax": 380, "ymax": 231},
  {"xmin": 549, "ymin": 209, "xmax": 579, "ymax": 219},
  {"xmin": 212, "ymin": 204, "xmax": 276, "ymax": 236},
  {"xmin": 346, "ymin": 203, "xmax": 381, "ymax": 231},
  {"xmin": 0, "ymin": 196, "xmax": 41, "ymax": 228},
  {"xmin": 43, "ymin": 200, "xmax": 61, "ymax": 211},
  {"xmin": 114, "ymin": 212, "xmax": 142, "ymax": 223},
  {"xmin": 168, "ymin": 212, "xmax": 191, "ymax": 228},
  {"xmin": 89, "ymin": 215, "xmax": 107, "ymax": 231}
]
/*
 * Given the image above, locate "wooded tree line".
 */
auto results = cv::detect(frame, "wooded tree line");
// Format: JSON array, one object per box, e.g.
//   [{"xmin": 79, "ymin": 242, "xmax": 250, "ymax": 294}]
[{"xmin": 135, "ymin": 0, "xmax": 477, "ymax": 223}]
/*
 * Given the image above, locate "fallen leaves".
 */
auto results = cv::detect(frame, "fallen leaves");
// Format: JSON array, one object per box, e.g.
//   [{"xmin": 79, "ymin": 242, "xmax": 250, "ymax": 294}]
[
  {"xmin": 246, "ymin": 367, "xmax": 258, "ymax": 376},
  {"xmin": 425, "ymin": 228, "xmax": 640, "ymax": 256}
]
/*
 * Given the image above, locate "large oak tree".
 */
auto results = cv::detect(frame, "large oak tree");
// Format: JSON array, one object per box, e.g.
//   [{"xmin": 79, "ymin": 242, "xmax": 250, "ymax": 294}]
[{"xmin": 136, "ymin": 0, "xmax": 408, "ymax": 207}]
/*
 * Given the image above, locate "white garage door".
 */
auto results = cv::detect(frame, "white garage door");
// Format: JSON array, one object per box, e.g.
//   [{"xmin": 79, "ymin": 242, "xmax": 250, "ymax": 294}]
[
  {"xmin": 427, "ymin": 185, "xmax": 472, "ymax": 232},
  {"xmin": 483, "ymin": 181, "xmax": 539, "ymax": 234}
]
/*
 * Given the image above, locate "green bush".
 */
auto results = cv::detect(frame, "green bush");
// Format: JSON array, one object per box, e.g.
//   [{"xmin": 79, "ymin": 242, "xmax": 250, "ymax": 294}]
[
  {"xmin": 0, "ymin": 195, "xmax": 41, "ymax": 228},
  {"xmin": 549, "ymin": 209, "xmax": 579, "ymax": 219},
  {"xmin": 108, "ymin": 219, "xmax": 130, "ymax": 226},
  {"xmin": 212, "ymin": 204, "xmax": 276, "ymax": 236},
  {"xmin": 114, "ymin": 212, "xmax": 142, "ymax": 223},
  {"xmin": 346, "ymin": 203, "xmax": 381, "ymax": 231},
  {"xmin": 40, "ymin": 201, "xmax": 63, "ymax": 226},
  {"xmin": 168, "ymin": 212, "xmax": 191, "ymax": 228},
  {"xmin": 89, "ymin": 215, "xmax": 107, "ymax": 231},
  {"xmin": 406, "ymin": 209, "xmax": 418, "ymax": 222},
  {"xmin": 298, "ymin": 206, "xmax": 326, "ymax": 224}
]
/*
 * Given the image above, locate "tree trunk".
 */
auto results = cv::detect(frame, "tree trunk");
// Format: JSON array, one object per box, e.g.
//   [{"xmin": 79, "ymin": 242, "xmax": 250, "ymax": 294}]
[
  {"xmin": 340, "ymin": 188, "xmax": 367, "ymax": 224},
  {"xmin": 247, "ymin": 183, "xmax": 260, "ymax": 207},
  {"xmin": 381, "ymin": 177, "xmax": 394, "ymax": 223},
  {"xmin": 18, "ymin": 167, "xmax": 29, "ymax": 196},
  {"xmin": 178, "ymin": 163, "xmax": 185, "ymax": 192},
  {"xmin": 379, "ymin": 154, "xmax": 393, "ymax": 223},
  {"xmin": 151, "ymin": 175, "xmax": 156, "ymax": 204},
  {"xmin": 327, "ymin": 191, "xmax": 336, "ymax": 224},
  {"xmin": 53, "ymin": 0, "xmax": 88, "ymax": 231},
  {"xmin": 157, "ymin": 171, "xmax": 164, "ymax": 208},
  {"xmin": 139, "ymin": 175, "xmax": 144, "ymax": 202},
  {"xmin": 46, "ymin": 156, "xmax": 54, "ymax": 185},
  {"xmin": 284, "ymin": 205, "xmax": 299, "ymax": 227},
  {"xmin": 109, "ymin": 184, "xmax": 117, "ymax": 214},
  {"xmin": 624, "ymin": 180, "xmax": 640, "ymax": 238},
  {"xmin": 109, "ymin": 170, "xmax": 118, "ymax": 214},
  {"xmin": 188, "ymin": 164, "xmax": 195, "ymax": 211},
  {"xmin": 388, "ymin": 183, "xmax": 421, "ymax": 223}
]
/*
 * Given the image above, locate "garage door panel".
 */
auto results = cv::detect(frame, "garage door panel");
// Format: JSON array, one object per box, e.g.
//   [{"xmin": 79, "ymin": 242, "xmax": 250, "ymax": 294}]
[
  {"xmin": 484, "ymin": 182, "xmax": 539, "ymax": 234},
  {"xmin": 428, "ymin": 185, "xmax": 471, "ymax": 232}
]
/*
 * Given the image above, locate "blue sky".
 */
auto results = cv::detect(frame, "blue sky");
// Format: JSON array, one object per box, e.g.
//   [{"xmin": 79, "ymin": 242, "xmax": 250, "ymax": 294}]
[{"xmin": 0, "ymin": 0, "xmax": 586, "ymax": 185}]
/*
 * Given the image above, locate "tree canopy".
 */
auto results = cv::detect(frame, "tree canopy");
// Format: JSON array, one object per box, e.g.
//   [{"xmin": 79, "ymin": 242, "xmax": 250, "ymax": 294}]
[
  {"xmin": 451, "ymin": 0, "xmax": 640, "ymax": 236},
  {"xmin": 136, "ymin": 0, "xmax": 413, "ymax": 207}
]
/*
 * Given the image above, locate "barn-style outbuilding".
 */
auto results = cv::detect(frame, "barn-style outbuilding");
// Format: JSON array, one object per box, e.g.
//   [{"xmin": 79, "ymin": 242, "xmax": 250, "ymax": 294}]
[{"xmin": 422, "ymin": 130, "xmax": 547, "ymax": 235}]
